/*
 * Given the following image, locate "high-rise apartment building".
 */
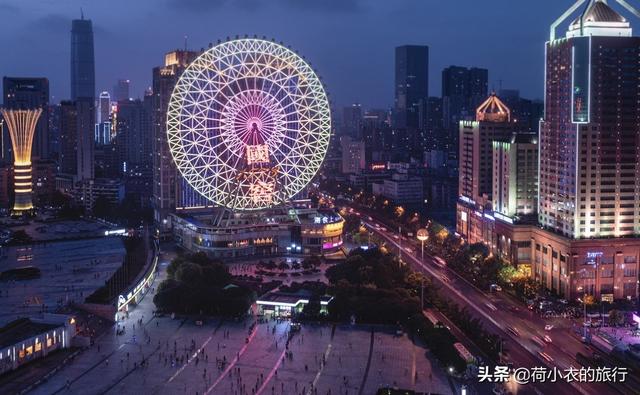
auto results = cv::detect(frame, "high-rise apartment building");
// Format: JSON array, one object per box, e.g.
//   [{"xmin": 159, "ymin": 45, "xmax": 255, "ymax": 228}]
[
  {"xmin": 340, "ymin": 136, "xmax": 366, "ymax": 175},
  {"xmin": 3, "ymin": 77, "xmax": 50, "ymax": 160},
  {"xmin": 394, "ymin": 45, "xmax": 429, "ymax": 132},
  {"xmin": 70, "ymin": 17, "xmax": 95, "ymax": 101},
  {"xmin": 152, "ymin": 49, "xmax": 209, "ymax": 233}
]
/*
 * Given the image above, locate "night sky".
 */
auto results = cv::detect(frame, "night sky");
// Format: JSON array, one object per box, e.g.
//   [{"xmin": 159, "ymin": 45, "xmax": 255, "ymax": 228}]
[{"xmin": 1, "ymin": 0, "xmax": 636, "ymax": 108}]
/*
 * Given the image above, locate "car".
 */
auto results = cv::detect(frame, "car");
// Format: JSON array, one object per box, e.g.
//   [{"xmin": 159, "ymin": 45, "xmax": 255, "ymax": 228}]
[
  {"xmin": 544, "ymin": 335, "xmax": 552, "ymax": 343},
  {"xmin": 580, "ymin": 336, "xmax": 588, "ymax": 343},
  {"xmin": 440, "ymin": 274, "xmax": 450, "ymax": 283},
  {"xmin": 485, "ymin": 302, "xmax": 498, "ymax": 311},
  {"xmin": 544, "ymin": 324, "xmax": 554, "ymax": 331},
  {"xmin": 532, "ymin": 336, "xmax": 546, "ymax": 347},
  {"xmin": 507, "ymin": 326, "xmax": 520, "ymax": 337},
  {"xmin": 435, "ymin": 256, "xmax": 446, "ymax": 266},
  {"xmin": 538, "ymin": 351, "xmax": 554, "ymax": 362},
  {"xmin": 583, "ymin": 321, "xmax": 592, "ymax": 327},
  {"xmin": 490, "ymin": 284, "xmax": 502, "ymax": 292},
  {"xmin": 368, "ymin": 216, "xmax": 373, "ymax": 221}
]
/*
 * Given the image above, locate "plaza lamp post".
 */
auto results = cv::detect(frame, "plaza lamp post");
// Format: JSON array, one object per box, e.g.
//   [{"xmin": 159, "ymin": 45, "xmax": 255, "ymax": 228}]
[{"xmin": 416, "ymin": 228, "xmax": 428, "ymax": 262}]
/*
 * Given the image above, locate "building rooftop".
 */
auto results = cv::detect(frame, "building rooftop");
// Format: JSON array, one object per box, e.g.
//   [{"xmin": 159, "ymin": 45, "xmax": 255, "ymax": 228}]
[
  {"xmin": 566, "ymin": 0, "xmax": 632, "ymax": 38},
  {"xmin": 476, "ymin": 93, "xmax": 510, "ymax": 123},
  {"xmin": 257, "ymin": 289, "xmax": 333, "ymax": 307},
  {"xmin": 571, "ymin": 0, "xmax": 626, "ymax": 26},
  {"xmin": 0, "ymin": 318, "xmax": 61, "ymax": 349}
]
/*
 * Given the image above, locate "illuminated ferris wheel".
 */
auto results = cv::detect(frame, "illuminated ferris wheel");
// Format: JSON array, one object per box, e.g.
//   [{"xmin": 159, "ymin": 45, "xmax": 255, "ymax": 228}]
[{"xmin": 167, "ymin": 38, "xmax": 331, "ymax": 211}]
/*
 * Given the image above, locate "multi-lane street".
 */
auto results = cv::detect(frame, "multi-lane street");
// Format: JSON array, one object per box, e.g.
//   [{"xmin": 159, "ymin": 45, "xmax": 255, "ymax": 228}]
[{"xmin": 358, "ymin": 213, "xmax": 633, "ymax": 395}]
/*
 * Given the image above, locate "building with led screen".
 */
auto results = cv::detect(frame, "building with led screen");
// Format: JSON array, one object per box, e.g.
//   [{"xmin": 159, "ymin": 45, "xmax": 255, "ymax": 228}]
[
  {"xmin": 457, "ymin": 0, "xmax": 640, "ymax": 301},
  {"xmin": 167, "ymin": 38, "xmax": 343, "ymax": 258}
]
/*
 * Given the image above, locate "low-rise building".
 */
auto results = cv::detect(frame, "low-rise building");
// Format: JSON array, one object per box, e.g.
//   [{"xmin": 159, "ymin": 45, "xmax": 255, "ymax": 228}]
[
  {"xmin": 0, "ymin": 314, "xmax": 76, "ymax": 375},
  {"xmin": 171, "ymin": 204, "xmax": 344, "ymax": 259}
]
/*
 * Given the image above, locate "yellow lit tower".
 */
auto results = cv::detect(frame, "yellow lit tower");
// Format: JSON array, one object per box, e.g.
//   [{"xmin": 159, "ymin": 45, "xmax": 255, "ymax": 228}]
[{"xmin": 0, "ymin": 108, "xmax": 42, "ymax": 214}]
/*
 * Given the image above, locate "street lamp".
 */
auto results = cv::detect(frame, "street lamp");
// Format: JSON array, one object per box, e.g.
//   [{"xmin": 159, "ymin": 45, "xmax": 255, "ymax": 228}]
[{"xmin": 417, "ymin": 228, "xmax": 428, "ymax": 262}]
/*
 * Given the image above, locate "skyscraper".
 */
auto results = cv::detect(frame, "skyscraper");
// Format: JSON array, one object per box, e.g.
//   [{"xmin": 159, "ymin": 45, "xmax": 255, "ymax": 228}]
[
  {"xmin": 442, "ymin": 66, "xmax": 488, "ymax": 129},
  {"xmin": 3, "ymin": 77, "xmax": 50, "ymax": 160},
  {"xmin": 540, "ymin": 0, "xmax": 640, "ymax": 239},
  {"xmin": 113, "ymin": 79, "xmax": 130, "ymax": 102},
  {"xmin": 70, "ymin": 17, "xmax": 95, "ymax": 101},
  {"xmin": 529, "ymin": 0, "xmax": 640, "ymax": 300},
  {"xmin": 394, "ymin": 45, "xmax": 429, "ymax": 131}
]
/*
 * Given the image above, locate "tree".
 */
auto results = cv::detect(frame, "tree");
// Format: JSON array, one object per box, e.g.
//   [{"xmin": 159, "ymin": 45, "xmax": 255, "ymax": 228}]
[
  {"xmin": 498, "ymin": 265, "xmax": 518, "ymax": 286},
  {"xmin": 167, "ymin": 257, "xmax": 187, "ymax": 279},
  {"xmin": 175, "ymin": 262, "xmax": 203, "ymax": 285},
  {"xmin": 608, "ymin": 309, "xmax": 624, "ymax": 327}
]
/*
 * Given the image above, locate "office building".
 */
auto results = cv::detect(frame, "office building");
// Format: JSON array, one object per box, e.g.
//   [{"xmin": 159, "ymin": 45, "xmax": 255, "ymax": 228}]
[
  {"xmin": 492, "ymin": 134, "xmax": 538, "ymax": 218},
  {"xmin": 394, "ymin": 45, "xmax": 429, "ymax": 131},
  {"xmin": 456, "ymin": 1, "xmax": 640, "ymax": 301},
  {"xmin": 458, "ymin": 94, "xmax": 516, "ymax": 207},
  {"xmin": 456, "ymin": 94, "xmax": 530, "ymax": 264},
  {"xmin": 113, "ymin": 79, "xmax": 130, "ymax": 102},
  {"xmin": 381, "ymin": 172, "xmax": 424, "ymax": 206},
  {"xmin": 97, "ymin": 91, "xmax": 110, "ymax": 124},
  {"xmin": 532, "ymin": 0, "xmax": 640, "ymax": 300},
  {"xmin": 341, "ymin": 104, "xmax": 363, "ymax": 138},
  {"xmin": 58, "ymin": 100, "xmax": 94, "ymax": 182},
  {"xmin": 70, "ymin": 17, "xmax": 95, "ymax": 101},
  {"xmin": 115, "ymin": 99, "xmax": 152, "ymax": 170},
  {"xmin": 442, "ymin": 66, "xmax": 488, "ymax": 129}
]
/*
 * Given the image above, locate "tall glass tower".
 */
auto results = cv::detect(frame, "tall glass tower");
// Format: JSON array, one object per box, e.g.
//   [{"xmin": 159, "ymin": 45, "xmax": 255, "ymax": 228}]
[{"xmin": 71, "ymin": 17, "xmax": 95, "ymax": 101}]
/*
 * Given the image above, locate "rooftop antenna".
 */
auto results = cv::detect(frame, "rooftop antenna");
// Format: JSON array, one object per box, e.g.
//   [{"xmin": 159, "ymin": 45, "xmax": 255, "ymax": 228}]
[
  {"xmin": 184, "ymin": 35, "xmax": 188, "ymax": 51},
  {"xmin": 80, "ymin": 7, "xmax": 84, "ymax": 20}
]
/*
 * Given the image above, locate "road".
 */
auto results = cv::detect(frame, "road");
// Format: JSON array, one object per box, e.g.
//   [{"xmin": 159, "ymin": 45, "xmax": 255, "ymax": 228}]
[{"xmin": 359, "ymin": 216, "xmax": 631, "ymax": 395}]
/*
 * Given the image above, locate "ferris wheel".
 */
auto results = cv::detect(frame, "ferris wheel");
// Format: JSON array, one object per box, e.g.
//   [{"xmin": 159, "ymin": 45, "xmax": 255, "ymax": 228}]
[{"xmin": 167, "ymin": 38, "xmax": 331, "ymax": 211}]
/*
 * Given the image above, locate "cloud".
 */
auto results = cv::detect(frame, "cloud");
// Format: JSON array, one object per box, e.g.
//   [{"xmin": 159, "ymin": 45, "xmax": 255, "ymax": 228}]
[
  {"xmin": 166, "ymin": 0, "xmax": 227, "ymax": 12},
  {"xmin": 27, "ymin": 14, "xmax": 112, "ymax": 38},
  {"xmin": 280, "ymin": 0, "xmax": 363, "ymax": 13},
  {"xmin": 0, "ymin": 3, "xmax": 20, "ymax": 14},
  {"xmin": 166, "ymin": 0, "xmax": 363, "ymax": 13}
]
